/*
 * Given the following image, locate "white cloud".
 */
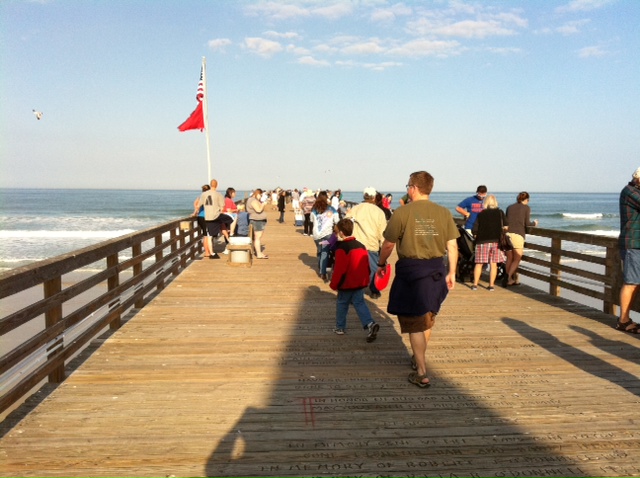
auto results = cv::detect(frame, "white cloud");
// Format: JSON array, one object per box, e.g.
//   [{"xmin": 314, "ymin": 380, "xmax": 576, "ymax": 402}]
[
  {"xmin": 297, "ymin": 55, "xmax": 330, "ymax": 67},
  {"xmin": 313, "ymin": 44, "xmax": 339, "ymax": 54},
  {"xmin": 311, "ymin": 3, "xmax": 353, "ymax": 20},
  {"xmin": 578, "ymin": 45, "xmax": 607, "ymax": 58},
  {"xmin": 245, "ymin": 2, "xmax": 310, "ymax": 20},
  {"xmin": 341, "ymin": 40, "xmax": 386, "ymax": 55},
  {"xmin": 370, "ymin": 3, "xmax": 413, "ymax": 23},
  {"xmin": 264, "ymin": 30, "xmax": 301, "ymax": 39},
  {"xmin": 406, "ymin": 8, "xmax": 527, "ymax": 39},
  {"xmin": 287, "ymin": 44, "xmax": 311, "ymax": 55},
  {"xmin": 244, "ymin": 37, "xmax": 284, "ymax": 58},
  {"xmin": 363, "ymin": 61, "xmax": 404, "ymax": 71},
  {"xmin": 434, "ymin": 20, "xmax": 518, "ymax": 38},
  {"xmin": 556, "ymin": 0, "xmax": 614, "ymax": 14},
  {"xmin": 208, "ymin": 38, "xmax": 232, "ymax": 52},
  {"xmin": 244, "ymin": 1, "xmax": 352, "ymax": 21},
  {"xmin": 556, "ymin": 19, "xmax": 590, "ymax": 35},
  {"xmin": 387, "ymin": 39, "xmax": 462, "ymax": 58}
]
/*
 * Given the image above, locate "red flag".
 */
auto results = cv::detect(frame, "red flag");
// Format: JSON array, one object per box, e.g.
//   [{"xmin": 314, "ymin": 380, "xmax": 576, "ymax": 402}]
[{"xmin": 178, "ymin": 67, "xmax": 205, "ymax": 132}]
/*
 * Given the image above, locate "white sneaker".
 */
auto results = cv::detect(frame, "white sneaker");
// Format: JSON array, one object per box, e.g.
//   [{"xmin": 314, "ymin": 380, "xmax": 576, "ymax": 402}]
[{"xmin": 222, "ymin": 248, "xmax": 229, "ymax": 255}]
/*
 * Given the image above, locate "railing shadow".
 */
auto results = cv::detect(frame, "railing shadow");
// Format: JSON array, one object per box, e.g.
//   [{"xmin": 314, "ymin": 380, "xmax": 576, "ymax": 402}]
[{"xmin": 503, "ymin": 318, "xmax": 640, "ymax": 399}]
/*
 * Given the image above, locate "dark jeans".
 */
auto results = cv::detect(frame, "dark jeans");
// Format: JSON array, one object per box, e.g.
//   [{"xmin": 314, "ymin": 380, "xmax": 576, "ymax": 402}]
[{"xmin": 304, "ymin": 213, "xmax": 312, "ymax": 234}]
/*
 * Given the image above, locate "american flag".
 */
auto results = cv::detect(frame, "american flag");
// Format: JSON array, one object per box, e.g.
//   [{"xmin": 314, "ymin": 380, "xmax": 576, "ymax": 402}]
[{"xmin": 195, "ymin": 67, "xmax": 204, "ymax": 103}]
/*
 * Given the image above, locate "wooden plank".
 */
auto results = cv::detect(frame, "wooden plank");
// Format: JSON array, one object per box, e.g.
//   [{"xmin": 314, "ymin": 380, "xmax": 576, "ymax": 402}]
[{"xmin": 1, "ymin": 208, "xmax": 639, "ymax": 477}]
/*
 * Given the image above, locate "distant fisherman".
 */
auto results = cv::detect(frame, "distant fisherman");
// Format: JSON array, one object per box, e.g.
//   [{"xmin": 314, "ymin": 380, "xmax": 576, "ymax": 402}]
[{"xmin": 616, "ymin": 167, "xmax": 640, "ymax": 334}]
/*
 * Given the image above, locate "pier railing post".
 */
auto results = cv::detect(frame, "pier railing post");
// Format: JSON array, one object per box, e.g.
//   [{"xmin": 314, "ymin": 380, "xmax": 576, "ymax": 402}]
[
  {"xmin": 107, "ymin": 253, "xmax": 121, "ymax": 329},
  {"xmin": 170, "ymin": 228, "xmax": 180, "ymax": 277},
  {"xmin": 605, "ymin": 245, "xmax": 620, "ymax": 315},
  {"xmin": 550, "ymin": 237, "xmax": 561, "ymax": 297},
  {"xmin": 155, "ymin": 234, "xmax": 164, "ymax": 291},
  {"xmin": 44, "ymin": 276, "xmax": 65, "ymax": 383},
  {"xmin": 132, "ymin": 243, "xmax": 144, "ymax": 309}
]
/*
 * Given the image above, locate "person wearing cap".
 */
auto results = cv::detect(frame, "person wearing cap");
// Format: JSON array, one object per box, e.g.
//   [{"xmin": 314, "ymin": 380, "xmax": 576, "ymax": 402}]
[
  {"xmin": 346, "ymin": 187, "xmax": 388, "ymax": 299},
  {"xmin": 456, "ymin": 185, "xmax": 488, "ymax": 232},
  {"xmin": 376, "ymin": 171, "xmax": 459, "ymax": 388},
  {"xmin": 617, "ymin": 168, "xmax": 640, "ymax": 334}
]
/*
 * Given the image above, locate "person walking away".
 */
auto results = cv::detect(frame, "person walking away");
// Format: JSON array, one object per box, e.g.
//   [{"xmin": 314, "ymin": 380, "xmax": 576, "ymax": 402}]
[
  {"xmin": 246, "ymin": 188, "xmax": 269, "ymax": 259},
  {"xmin": 330, "ymin": 218, "xmax": 380, "ymax": 342},
  {"xmin": 291, "ymin": 188, "xmax": 300, "ymax": 211},
  {"xmin": 617, "ymin": 167, "xmax": 640, "ymax": 334},
  {"xmin": 277, "ymin": 190, "xmax": 286, "ymax": 223},
  {"xmin": 456, "ymin": 185, "xmax": 487, "ymax": 232},
  {"xmin": 346, "ymin": 187, "xmax": 387, "ymax": 299},
  {"xmin": 300, "ymin": 190, "xmax": 316, "ymax": 236},
  {"xmin": 376, "ymin": 171, "xmax": 458, "ymax": 388},
  {"xmin": 504, "ymin": 192, "xmax": 538, "ymax": 286},
  {"xmin": 193, "ymin": 184, "xmax": 212, "ymax": 258},
  {"xmin": 471, "ymin": 195, "xmax": 507, "ymax": 291},
  {"xmin": 311, "ymin": 191, "xmax": 339, "ymax": 282}
]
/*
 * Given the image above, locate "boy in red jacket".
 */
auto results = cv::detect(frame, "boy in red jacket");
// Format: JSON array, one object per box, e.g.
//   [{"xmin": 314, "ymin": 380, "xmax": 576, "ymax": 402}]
[{"xmin": 330, "ymin": 219, "xmax": 380, "ymax": 342}]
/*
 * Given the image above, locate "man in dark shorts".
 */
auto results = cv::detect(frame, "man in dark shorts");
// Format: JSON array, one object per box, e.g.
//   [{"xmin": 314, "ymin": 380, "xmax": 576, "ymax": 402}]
[
  {"xmin": 617, "ymin": 167, "xmax": 640, "ymax": 334},
  {"xmin": 200, "ymin": 179, "xmax": 233, "ymax": 260},
  {"xmin": 376, "ymin": 171, "xmax": 459, "ymax": 388}
]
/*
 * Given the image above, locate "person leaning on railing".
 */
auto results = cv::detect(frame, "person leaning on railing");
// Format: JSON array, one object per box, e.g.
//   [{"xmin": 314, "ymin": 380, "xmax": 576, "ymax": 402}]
[
  {"xmin": 504, "ymin": 192, "xmax": 538, "ymax": 287},
  {"xmin": 617, "ymin": 167, "xmax": 640, "ymax": 334}
]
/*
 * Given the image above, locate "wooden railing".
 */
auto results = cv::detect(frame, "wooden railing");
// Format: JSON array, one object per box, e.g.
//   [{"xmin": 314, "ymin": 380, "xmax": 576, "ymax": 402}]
[
  {"xmin": 517, "ymin": 227, "xmax": 622, "ymax": 315},
  {"xmin": 0, "ymin": 217, "xmax": 202, "ymax": 414}
]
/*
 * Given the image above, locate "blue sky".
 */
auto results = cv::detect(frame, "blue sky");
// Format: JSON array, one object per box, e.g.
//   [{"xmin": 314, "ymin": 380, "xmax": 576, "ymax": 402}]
[{"xmin": 1, "ymin": 0, "xmax": 638, "ymax": 193}]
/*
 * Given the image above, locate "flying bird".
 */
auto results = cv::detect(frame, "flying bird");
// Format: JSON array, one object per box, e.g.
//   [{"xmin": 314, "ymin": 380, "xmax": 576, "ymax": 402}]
[{"xmin": 32, "ymin": 109, "xmax": 43, "ymax": 120}]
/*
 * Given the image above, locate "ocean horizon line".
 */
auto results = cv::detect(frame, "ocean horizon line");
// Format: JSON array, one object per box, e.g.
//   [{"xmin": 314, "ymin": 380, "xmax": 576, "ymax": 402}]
[{"xmin": 0, "ymin": 187, "xmax": 621, "ymax": 194}]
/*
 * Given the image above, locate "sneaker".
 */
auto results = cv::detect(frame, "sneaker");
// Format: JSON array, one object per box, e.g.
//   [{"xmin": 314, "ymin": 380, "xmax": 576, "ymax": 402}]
[
  {"xmin": 210, "ymin": 253, "xmax": 221, "ymax": 260},
  {"xmin": 488, "ymin": 286, "xmax": 495, "ymax": 291},
  {"xmin": 470, "ymin": 285, "xmax": 477, "ymax": 290},
  {"xmin": 366, "ymin": 322, "xmax": 379, "ymax": 343},
  {"xmin": 334, "ymin": 328, "xmax": 345, "ymax": 335},
  {"xmin": 370, "ymin": 292, "xmax": 381, "ymax": 299},
  {"xmin": 222, "ymin": 248, "xmax": 229, "ymax": 255}
]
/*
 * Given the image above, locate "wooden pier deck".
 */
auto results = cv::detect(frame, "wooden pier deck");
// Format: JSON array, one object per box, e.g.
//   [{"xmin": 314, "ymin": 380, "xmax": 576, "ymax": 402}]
[{"xmin": 1, "ymin": 209, "xmax": 639, "ymax": 477}]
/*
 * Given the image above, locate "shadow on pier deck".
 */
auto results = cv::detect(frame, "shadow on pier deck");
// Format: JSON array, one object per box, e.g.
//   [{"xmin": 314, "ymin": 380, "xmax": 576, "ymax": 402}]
[{"xmin": 1, "ymin": 209, "xmax": 639, "ymax": 477}]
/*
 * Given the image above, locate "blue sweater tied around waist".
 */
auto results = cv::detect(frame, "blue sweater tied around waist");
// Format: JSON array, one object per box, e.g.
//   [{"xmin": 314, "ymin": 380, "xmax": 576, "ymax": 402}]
[{"xmin": 387, "ymin": 257, "xmax": 449, "ymax": 317}]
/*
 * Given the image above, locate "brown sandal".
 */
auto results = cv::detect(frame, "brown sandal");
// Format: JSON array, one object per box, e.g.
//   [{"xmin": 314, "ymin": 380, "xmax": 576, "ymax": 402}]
[
  {"xmin": 616, "ymin": 319, "xmax": 640, "ymax": 334},
  {"xmin": 408, "ymin": 372, "xmax": 431, "ymax": 388}
]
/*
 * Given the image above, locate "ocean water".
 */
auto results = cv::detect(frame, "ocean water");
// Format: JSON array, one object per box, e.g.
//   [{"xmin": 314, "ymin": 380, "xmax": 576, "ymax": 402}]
[{"xmin": 0, "ymin": 188, "xmax": 619, "ymax": 272}]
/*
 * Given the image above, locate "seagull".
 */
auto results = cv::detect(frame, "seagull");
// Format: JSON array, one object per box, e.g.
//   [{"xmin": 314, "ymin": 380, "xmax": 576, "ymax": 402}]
[{"xmin": 32, "ymin": 109, "xmax": 43, "ymax": 120}]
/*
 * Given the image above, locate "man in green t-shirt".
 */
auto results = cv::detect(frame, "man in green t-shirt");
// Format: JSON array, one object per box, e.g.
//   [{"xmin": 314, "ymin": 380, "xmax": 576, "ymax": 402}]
[{"xmin": 376, "ymin": 171, "xmax": 459, "ymax": 388}]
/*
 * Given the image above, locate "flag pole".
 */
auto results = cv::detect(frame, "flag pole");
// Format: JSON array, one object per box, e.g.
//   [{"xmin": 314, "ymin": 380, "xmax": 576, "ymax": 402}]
[{"xmin": 202, "ymin": 56, "xmax": 212, "ymax": 182}]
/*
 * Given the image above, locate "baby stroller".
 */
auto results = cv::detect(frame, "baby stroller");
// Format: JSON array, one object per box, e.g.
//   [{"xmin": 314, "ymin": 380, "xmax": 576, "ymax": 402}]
[{"xmin": 455, "ymin": 225, "xmax": 506, "ymax": 283}]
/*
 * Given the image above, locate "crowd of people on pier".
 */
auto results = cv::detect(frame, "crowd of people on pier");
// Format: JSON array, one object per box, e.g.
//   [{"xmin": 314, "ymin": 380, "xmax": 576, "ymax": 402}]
[
  {"xmin": 189, "ymin": 175, "xmax": 554, "ymax": 387},
  {"xmin": 189, "ymin": 173, "xmax": 549, "ymax": 388}
]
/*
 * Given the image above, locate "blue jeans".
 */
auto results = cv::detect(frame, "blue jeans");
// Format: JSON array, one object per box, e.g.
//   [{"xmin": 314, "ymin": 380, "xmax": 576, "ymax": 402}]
[
  {"xmin": 367, "ymin": 250, "xmax": 380, "ymax": 294},
  {"xmin": 315, "ymin": 236, "xmax": 331, "ymax": 275},
  {"xmin": 335, "ymin": 288, "xmax": 374, "ymax": 330}
]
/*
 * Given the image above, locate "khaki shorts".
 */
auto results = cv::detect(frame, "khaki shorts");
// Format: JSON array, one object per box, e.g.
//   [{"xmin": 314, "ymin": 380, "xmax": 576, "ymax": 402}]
[
  {"xmin": 507, "ymin": 232, "xmax": 525, "ymax": 250},
  {"xmin": 398, "ymin": 312, "xmax": 436, "ymax": 334}
]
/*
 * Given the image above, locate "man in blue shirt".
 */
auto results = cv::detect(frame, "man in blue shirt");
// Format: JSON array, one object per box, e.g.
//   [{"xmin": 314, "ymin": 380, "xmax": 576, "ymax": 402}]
[{"xmin": 456, "ymin": 185, "xmax": 487, "ymax": 231}]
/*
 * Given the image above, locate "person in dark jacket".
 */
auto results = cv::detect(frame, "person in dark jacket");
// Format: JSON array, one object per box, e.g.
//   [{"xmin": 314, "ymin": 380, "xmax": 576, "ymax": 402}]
[
  {"xmin": 472, "ymin": 195, "xmax": 507, "ymax": 291},
  {"xmin": 329, "ymin": 219, "xmax": 379, "ymax": 342},
  {"xmin": 277, "ymin": 190, "xmax": 286, "ymax": 223}
]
